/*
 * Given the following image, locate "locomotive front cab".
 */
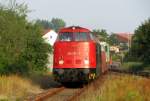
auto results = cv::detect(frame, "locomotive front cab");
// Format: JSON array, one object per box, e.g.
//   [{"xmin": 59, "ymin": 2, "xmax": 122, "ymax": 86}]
[{"xmin": 53, "ymin": 26, "xmax": 97, "ymax": 83}]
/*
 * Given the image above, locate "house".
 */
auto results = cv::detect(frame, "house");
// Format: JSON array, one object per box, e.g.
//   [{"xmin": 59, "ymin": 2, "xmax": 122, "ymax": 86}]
[
  {"xmin": 110, "ymin": 46, "xmax": 120, "ymax": 53},
  {"xmin": 114, "ymin": 33, "xmax": 133, "ymax": 51},
  {"xmin": 42, "ymin": 29, "xmax": 58, "ymax": 72},
  {"xmin": 115, "ymin": 33, "xmax": 133, "ymax": 47},
  {"xmin": 42, "ymin": 29, "xmax": 58, "ymax": 46}
]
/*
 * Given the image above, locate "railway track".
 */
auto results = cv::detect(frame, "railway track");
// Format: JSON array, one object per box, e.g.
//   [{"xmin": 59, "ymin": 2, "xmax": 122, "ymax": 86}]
[
  {"xmin": 25, "ymin": 74, "xmax": 106, "ymax": 101},
  {"xmin": 26, "ymin": 87, "xmax": 65, "ymax": 101},
  {"xmin": 25, "ymin": 67, "xmax": 149, "ymax": 101},
  {"xmin": 45, "ymin": 87, "xmax": 84, "ymax": 101},
  {"xmin": 25, "ymin": 69, "xmax": 149, "ymax": 101},
  {"xmin": 25, "ymin": 85, "xmax": 85, "ymax": 101}
]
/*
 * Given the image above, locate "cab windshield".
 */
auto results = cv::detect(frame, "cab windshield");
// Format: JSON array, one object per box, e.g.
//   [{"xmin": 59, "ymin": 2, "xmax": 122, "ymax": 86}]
[
  {"xmin": 58, "ymin": 33, "xmax": 73, "ymax": 41},
  {"xmin": 58, "ymin": 32, "xmax": 93, "ymax": 41}
]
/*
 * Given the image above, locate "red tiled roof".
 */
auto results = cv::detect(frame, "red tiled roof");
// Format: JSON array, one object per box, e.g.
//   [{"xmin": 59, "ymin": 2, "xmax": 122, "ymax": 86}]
[{"xmin": 115, "ymin": 33, "xmax": 133, "ymax": 43}]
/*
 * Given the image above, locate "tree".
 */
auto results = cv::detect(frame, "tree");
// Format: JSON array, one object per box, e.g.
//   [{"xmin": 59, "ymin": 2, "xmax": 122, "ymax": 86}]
[
  {"xmin": 92, "ymin": 29, "xmax": 109, "ymax": 42},
  {"xmin": 108, "ymin": 33, "xmax": 119, "ymax": 45},
  {"xmin": 36, "ymin": 19, "xmax": 54, "ymax": 29},
  {"xmin": 36, "ymin": 18, "xmax": 66, "ymax": 32},
  {"xmin": 51, "ymin": 18, "xmax": 66, "ymax": 32},
  {"xmin": 130, "ymin": 18, "xmax": 150, "ymax": 63},
  {"xmin": 0, "ymin": 1, "xmax": 51, "ymax": 75}
]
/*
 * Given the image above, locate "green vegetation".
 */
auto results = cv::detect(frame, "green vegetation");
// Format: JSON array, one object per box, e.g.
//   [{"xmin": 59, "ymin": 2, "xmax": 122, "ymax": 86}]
[
  {"xmin": 122, "ymin": 62, "xmax": 150, "ymax": 72},
  {"xmin": 92, "ymin": 29, "xmax": 109, "ymax": 42},
  {"xmin": 0, "ymin": 1, "xmax": 61, "ymax": 100},
  {"xmin": 122, "ymin": 62, "xmax": 143, "ymax": 72},
  {"xmin": 36, "ymin": 18, "xmax": 66, "ymax": 32},
  {"xmin": 80, "ymin": 74, "xmax": 150, "ymax": 101},
  {"xmin": 111, "ymin": 53, "xmax": 122, "ymax": 62},
  {"xmin": 126, "ymin": 18, "xmax": 150, "ymax": 62},
  {"xmin": 108, "ymin": 33, "xmax": 120, "ymax": 46},
  {"xmin": 123, "ymin": 18, "xmax": 150, "ymax": 71},
  {"xmin": 0, "ymin": 1, "xmax": 51, "ymax": 75}
]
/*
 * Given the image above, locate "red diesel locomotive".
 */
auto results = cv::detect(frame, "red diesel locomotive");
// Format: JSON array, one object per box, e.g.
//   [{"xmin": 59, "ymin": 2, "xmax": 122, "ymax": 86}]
[{"xmin": 53, "ymin": 26, "xmax": 108, "ymax": 83}]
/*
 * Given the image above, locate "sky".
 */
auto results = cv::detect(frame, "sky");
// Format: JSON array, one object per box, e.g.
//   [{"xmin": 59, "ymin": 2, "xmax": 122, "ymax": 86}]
[{"xmin": 1, "ymin": 0, "xmax": 150, "ymax": 33}]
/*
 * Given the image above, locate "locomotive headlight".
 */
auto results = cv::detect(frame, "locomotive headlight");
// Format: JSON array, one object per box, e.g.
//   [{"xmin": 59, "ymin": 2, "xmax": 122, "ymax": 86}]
[
  {"xmin": 59, "ymin": 60, "xmax": 64, "ymax": 65},
  {"xmin": 84, "ymin": 58, "xmax": 89, "ymax": 65}
]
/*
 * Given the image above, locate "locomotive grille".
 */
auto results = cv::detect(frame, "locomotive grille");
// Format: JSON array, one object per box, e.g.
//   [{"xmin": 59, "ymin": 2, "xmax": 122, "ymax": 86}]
[{"xmin": 76, "ymin": 59, "xmax": 81, "ymax": 64}]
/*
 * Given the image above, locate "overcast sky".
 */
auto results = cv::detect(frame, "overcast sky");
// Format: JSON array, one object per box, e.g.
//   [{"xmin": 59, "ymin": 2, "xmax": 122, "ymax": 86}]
[{"xmin": 1, "ymin": 0, "xmax": 150, "ymax": 33}]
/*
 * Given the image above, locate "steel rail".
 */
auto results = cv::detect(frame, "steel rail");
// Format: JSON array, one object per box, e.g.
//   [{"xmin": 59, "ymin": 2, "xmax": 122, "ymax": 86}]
[{"xmin": 25, "ymin": 87, "xmax": 65, "ymax": 101}]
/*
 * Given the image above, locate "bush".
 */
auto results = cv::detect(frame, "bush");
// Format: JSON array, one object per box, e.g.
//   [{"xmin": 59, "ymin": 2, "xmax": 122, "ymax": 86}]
[
  {"xmin": 122, "ymin": 62, "xmax": 143, "ymax": 72},
  {"xmin": 129, "ymin": 18, "xmax": 150, "ymax": 63},
  {"xmin": 112, "ymin": 54, "xmax": 122, "ymax": 62},
  {"xmin": 0, "ymin": 2, "xmax": 51, "ymax": 75}
]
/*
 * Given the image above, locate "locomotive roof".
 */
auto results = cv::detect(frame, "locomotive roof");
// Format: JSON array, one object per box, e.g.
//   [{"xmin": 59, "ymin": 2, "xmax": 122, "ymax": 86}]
[{"xmin": 59, "ymin": 26, "xmax": 91, "ymax": 33}]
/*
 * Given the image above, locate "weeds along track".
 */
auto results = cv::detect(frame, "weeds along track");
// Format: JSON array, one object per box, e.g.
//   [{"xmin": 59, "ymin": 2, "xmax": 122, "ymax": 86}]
[
  {"xmin": 25, "ymin": 75, "xmax": 107, "ymax": 101},
  {"xmin": 69, "ymin": 75, "xmax": 107, "ymax": 101}
]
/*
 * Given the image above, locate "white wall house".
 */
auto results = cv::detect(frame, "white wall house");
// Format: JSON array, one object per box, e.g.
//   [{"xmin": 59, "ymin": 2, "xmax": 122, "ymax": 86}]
[
  {"xmin": 42, "ymin": 29, "xmax": 58, "ymax": 72},
  {"xmin": 42, "ymin": 29, "xmax": 58, "ymax": 46},
  {"xmin": 110, "ymin": 46, "xmax": 120, "ymax": 53}
]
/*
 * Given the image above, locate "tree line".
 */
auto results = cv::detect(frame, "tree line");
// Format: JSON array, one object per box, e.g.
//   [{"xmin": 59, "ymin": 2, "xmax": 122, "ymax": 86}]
[{"xmin": 36, "ymin": 18, "xmax": 66, "ymax": 32}]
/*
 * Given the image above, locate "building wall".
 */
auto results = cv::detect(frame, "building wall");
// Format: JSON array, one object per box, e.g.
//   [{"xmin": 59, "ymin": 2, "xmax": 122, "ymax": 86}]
[{"xmin": 47, "ymin": 54, "xmax": 53, "ymax": 72}]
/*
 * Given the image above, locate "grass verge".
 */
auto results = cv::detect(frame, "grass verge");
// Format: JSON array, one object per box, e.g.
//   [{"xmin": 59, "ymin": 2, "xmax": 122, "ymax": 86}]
[
  {"xmin": 80, "ymin": 74, "xmax": 150, "ymax": 101},
  {"xmin": 0, "ymin": 75, "xmax": 43, "ymax": 101}
]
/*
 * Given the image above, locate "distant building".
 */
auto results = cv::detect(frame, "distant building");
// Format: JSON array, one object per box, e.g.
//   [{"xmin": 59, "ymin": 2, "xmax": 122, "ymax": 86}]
[
  {"xmin": 42, "ymin": 29, "xmax": 58, "ymax": 72},
  {"xmin": 110, "ymin": 46, "xmax": 120, "ymax": 53},
  {"xmin": 42, "ymin": 29, "xmax": 58, "ymax": 46},
  {"xmin": 115, "ymin": 33, "xmax": 133, "ymax": 46},
  {"xmin": 114, "ymin": 33, "xmax": 133, "ymax": 51}
]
